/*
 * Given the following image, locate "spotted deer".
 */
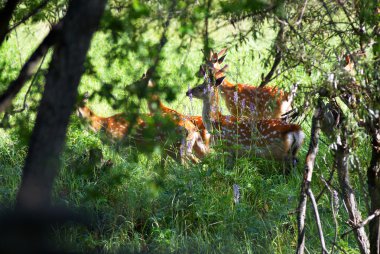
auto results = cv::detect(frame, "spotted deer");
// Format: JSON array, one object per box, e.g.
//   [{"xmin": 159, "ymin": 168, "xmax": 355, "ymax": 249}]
[
  {"xmin": 146, "ymin": 79, "xmax": 211, "ymax": 157},
  {"xmin": 186, "ymin": 73, "xmax": 305, "ymax": 171},
  {"xmin": 200, "ymin": 48, "xmax": 296, "ymax": 120},
  {"xmin": 77, "ymin": 93, "xmax": 207, "ymax": 164}
]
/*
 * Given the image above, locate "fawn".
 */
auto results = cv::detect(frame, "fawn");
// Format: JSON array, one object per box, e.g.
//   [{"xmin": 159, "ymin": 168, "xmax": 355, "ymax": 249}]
[
  {"xmin": 77, "ymin": 93, "xmax": 207, "ymax": 164},
  {"xmin": 200, "ymin": 48, "xmax": 296, "ymax": 120},
  {"xmin": 186, "ymin": 72, "xmax": 305, "ymax": 171}
]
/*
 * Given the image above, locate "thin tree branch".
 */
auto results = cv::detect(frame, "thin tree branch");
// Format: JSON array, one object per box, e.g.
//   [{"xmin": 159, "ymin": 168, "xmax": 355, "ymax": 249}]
[
  {"xmin": 7, "ymin": 0, "xmax": 50, "ymax": 33},
  {"xmin": 307, "ymin": 188, "xmax": 328, "ymax": 253},
  {"xmin": 319, "ymin": 0, "xmax": 355, "ymax": 66},
  {"xmin": 0, "ymin": 0, "xmax": 20, "ymax": 46},
  {"xmin": 320, "ymin": 176, "xmax": 339, "ymax": 254},
  {"xmin": 334, "ymin": 0, "xmax": 360, "ymax": 36},
  {"xmin": 0, "ymin": 23, "xmax": 61, "ymax": 113},
  {"xmin": 295, "ymin": 0, "xmax": 309, "ymax": 26},
  {"xmin": 13, "ymin": 50, "xmax": 49, "ymax": 113},
  {"xmin": 342, "ymin": 209, "xmax": 380, "ymax": 238},
  {"xmin": 316, "ymin": 168, "xmax": 336, "ymax": 202},
  {"xmin": 259, "ymin": 23, "xmax": 284, "ymax": 87}
]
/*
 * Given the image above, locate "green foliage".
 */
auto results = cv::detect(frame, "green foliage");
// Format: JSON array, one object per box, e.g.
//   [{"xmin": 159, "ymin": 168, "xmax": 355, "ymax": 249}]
[{"xmin": 0, "ymin": 0, "xmax": 378, "ymax": 253}]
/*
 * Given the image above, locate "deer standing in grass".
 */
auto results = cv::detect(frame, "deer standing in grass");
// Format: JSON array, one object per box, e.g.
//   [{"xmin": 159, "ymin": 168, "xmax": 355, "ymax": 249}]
[
  {"xmin": 203, "ymin": 49, "xmax": 296, "ymax": 120},
  {"xmin": 146, "ymin": 78, "xmax": 211, "ymax": 157},
  {"xmin": 77, "ymin": 93, "xmax": 207, "ymax": 164},
  {"xmin": 186, "ymin": 66, "xmax": 305, "ymax": 171}
]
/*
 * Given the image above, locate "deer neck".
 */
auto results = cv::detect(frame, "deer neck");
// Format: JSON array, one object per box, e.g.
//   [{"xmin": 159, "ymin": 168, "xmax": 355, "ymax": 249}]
[
  {"xmin": 148, "ymin": 95, "xmax": 165, "ymax": 113},
  {"xmin": 201, "ymin": 86, "xmax": 220, "ymax": 133}
]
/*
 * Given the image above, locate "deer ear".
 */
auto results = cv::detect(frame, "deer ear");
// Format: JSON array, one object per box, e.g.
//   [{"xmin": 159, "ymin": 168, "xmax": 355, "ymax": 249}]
[
  {"xmin": 218, "ymin": 54, "xmax": 227, "ymax": 64},
  {"xmin": 215, "ymin": 76, "xmax": 226, "ymax": 86},
  {"xmin": 198, "ymin": 65, "xmax": 206, "ymax": 77},
  {"xmin": 218, "ymin": 48, "xmax": 228, "ymax": 58}
]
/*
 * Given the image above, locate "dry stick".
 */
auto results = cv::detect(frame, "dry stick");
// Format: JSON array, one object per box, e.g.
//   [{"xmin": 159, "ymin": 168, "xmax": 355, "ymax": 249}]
[
  {"xmin": 307, "ymin": 188, "xmax": 328, "ymax": 253},
  {"xmin": 335, "ymin": 126, "xmax": 370, "ymax": 254},
  {"xmin": 341, "ymin": 209, "xmax": 380, "ymax": 238},
  {"xmin": 296, "ymin": 104, "xmax": 323, "ymax": 254},
  {"xmin": 0, "ymin": 23, "xmax": 61, "ymax": 113}
]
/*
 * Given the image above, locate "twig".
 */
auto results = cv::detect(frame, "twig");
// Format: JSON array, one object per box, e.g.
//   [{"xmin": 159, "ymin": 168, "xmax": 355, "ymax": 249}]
[
  {"xmin": 307, "ymin": 188, "xmax": 328, "ymax": 254},
  {"xmin": 0, "ymin": 23, "xmax": 61, "ymax": 113},
  {"xmin": 341, "ymin": 209, "xmax": 380, "ymax": 238}
]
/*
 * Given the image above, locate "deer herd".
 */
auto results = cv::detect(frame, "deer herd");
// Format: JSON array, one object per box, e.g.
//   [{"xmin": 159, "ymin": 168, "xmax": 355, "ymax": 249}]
[{"xmin": 77, "ymin": 49, "xmax": 305, "ymax": 172}]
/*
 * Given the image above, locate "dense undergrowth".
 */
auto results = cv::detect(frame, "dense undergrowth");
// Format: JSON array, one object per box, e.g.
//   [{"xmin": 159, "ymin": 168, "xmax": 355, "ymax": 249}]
[{"xmin": 0, "ymin": 21, "xmax": 370, "ymax": 253}]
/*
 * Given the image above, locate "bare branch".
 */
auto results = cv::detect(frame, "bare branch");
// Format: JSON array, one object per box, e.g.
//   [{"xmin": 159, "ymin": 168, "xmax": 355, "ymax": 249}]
[{"xmin": 342, "ymin": 209, "xmax": 380, "ymax": 238}]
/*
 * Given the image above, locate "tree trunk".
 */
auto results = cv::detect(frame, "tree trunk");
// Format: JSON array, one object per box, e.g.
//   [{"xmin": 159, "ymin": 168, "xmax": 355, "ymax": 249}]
[
  {"xmin": 368, "ymin": 130, "xmax": 380, "ymax": 253},
  {"xmin": 336, "ymin": 129, "xmax": 370, "ymax": 254},
  {"xmin": 368, "ymin": 2, "xmax": 380, "ymax": 250},
  {"xmin": 16, "ymin": 0, "xmax": 107, "ymax": 210},
  {"xmin": 296, "ymin": 105, "xmax": 322, "ymax": 254}
]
